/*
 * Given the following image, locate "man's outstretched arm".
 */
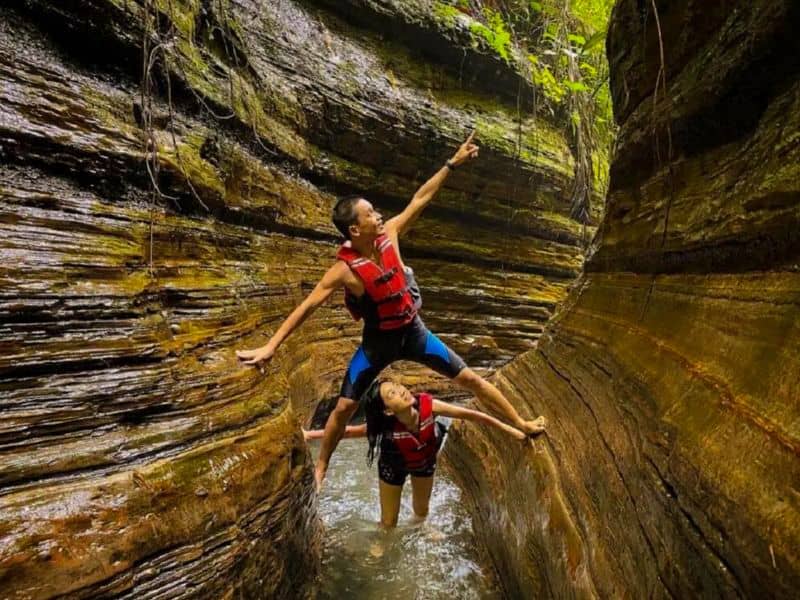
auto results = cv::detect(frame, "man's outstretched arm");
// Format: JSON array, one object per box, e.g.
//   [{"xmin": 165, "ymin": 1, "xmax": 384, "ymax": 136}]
[
  {"xmin": 386, "ymin": 131, "xmax": 479, "ymax": 238},
  {"xmin": 236, "ymin": 261, "xmax": 348, "ymax": 365}
]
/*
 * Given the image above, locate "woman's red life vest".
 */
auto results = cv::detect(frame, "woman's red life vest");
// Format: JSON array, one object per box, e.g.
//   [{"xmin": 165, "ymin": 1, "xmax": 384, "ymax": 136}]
[
  {"xmin": 388, "ymin": 393, "xmax": 438, "ymax": 471},
  {"xmin": 337, "ymin": 234, "xmax": 417, "ymax": 330}
]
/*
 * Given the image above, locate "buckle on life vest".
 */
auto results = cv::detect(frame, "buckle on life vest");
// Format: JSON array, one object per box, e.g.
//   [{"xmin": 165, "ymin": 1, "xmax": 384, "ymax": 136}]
[
  {"xmin": 373, "ymin": 267, "xmax": 397, "ymax": 285},
  {"xmin": 375, "ymin": 288, "xmax": 407, "ymax": 305},
  {"xmin": 380, "ymin": 307, "xmax": 415, "ymax": 321}
]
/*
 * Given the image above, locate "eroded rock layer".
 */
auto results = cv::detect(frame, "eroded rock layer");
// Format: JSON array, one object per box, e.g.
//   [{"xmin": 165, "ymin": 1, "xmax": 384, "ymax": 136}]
[
  {"xmin": 446, "ymin": 1, "xmax": 800, "ymax": 598},
  {"xmin": 0, "ymin": 0, "xmax": 592, "ymax": 596}
]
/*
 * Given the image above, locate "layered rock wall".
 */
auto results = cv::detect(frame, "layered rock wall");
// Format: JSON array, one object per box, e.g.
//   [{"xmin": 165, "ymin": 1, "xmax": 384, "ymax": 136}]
[
  {"xmin": 446, "ymin": 1, "xmax": 800, "ymax": 597},
  {"xmin": 1, "ymin": 0, "xmax": 593, "ymax": 596}
]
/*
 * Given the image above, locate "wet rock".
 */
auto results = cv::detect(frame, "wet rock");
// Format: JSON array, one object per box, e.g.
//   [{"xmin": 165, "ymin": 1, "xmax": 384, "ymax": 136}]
[
  {"xmin": 448, "ymin": 1, "xmax": 800, "ymax": 598},
  {"xmin": 0, "ymin": 0, "xmax": 595, "ymax": 597}
]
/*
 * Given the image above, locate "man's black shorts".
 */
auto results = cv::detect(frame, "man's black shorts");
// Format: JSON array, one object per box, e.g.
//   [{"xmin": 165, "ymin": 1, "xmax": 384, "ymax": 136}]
[{"xmin": 339, "ymin": 316, "xmax": 467, "ymax": 401}]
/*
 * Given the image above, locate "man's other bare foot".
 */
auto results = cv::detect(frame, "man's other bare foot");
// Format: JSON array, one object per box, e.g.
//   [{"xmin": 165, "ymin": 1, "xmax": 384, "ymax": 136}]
[{"xmin": 521, "ymin": 416, "xmax": 547, "ymax": 437}]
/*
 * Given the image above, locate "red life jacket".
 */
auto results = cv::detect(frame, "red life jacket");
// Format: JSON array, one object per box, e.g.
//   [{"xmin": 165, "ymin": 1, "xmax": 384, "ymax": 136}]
[
  {"xmin": 387, "ymin": 393, "xmax": 438, "ymax": 471},
  {"xmin": 337, "ymin": 234, "xmax": 417, "ymax": 330}
]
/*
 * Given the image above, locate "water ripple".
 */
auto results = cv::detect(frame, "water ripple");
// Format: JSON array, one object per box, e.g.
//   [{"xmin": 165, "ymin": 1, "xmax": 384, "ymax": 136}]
[{"xmin": 310, "ymin": 439, "xmax": 499, "ymax": 599}]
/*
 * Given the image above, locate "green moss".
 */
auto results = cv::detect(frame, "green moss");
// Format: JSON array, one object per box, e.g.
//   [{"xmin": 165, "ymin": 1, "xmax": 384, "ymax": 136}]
[
  {"xmin": 433, "ymin": 3, "xmax": 461, "ymax": 26},
  {"xmin": 157, "ymin": 129, "xmax": 226, "ymax": 201},
  {"xmin": 591, "ymin": 148, "xmax": 610, "ymax": 197},
  {"xmin": 474, "ymin": 114, "xmax": 573, "ymax": 177}
]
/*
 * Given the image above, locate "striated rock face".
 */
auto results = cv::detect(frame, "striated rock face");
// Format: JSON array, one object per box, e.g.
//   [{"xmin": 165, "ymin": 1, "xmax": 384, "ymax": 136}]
[
  {"xmin": 0, "ymin": 0, "xmax": 595, "ymax": 596},
  {"xmin": 446, "ymin": 0, "xmax": 800, "ymax": 598}
]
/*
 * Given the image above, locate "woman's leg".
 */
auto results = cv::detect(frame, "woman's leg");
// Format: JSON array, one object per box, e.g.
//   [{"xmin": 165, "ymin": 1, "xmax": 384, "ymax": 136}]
[
  {"xmin": 378, "ymin": 479, "xmax": 403, "ymax": 529},
  {"xmin": 409, "ymin": 475, "xmax": 434, "ymax": 521}
]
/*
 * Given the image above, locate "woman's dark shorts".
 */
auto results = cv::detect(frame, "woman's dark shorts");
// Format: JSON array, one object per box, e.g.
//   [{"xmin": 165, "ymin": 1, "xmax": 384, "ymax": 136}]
[
  {"xmin": 378, "ymin": 454, "xmax": 437, "ymax": 486},
  {"xmin": 339, "ymin": 316, "xmax": 467, "ymax": 402},
  {"xmin": 377, "ymin": 419, "xmax": 449, "ymax": 486}
]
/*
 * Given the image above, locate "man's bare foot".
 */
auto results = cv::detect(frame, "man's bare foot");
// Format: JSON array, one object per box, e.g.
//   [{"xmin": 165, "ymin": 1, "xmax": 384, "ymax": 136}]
[{"xmin": 521, "ymin": 416, "xmax": 547, "ymax": 437}]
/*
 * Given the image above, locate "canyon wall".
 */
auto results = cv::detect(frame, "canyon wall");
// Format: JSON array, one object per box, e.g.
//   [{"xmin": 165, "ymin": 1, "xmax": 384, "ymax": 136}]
[
  {"xmin": 446, "ymin": 0, "xmax": 800, "ymax": 598},
  {"xmin": 0, "ymin": 1, "xmax": 594, "ymax": 596}
]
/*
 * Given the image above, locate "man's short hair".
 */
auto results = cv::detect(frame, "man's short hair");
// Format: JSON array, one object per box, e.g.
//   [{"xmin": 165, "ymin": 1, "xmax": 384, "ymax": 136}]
[{"xmin": 332, "ymin": 195, "xmax": 364, "ymax": 240}]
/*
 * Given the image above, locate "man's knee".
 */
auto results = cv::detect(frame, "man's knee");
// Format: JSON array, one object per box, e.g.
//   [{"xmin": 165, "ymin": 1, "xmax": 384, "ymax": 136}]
[
  {"xmin": 332, "ymin": 396, "xmax": 358, "ymax": 420},
  {"xmin": 454, "ymin": 368, "xmax": 483, "ymax": 391}
]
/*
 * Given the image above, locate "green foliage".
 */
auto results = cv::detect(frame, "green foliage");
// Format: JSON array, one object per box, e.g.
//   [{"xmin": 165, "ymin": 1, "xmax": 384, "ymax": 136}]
[
  {"xmin": 450, "ymin": 0, "xmax": 617, "ymax": 207},
  {"xmin": 571, "ymin": 0, "xmax": 617, "ymax": 31},
  {"xmin": 528, "ymin": 54, "xmax": 566, "ymax": 103},
  {"xmin": 582, "ymin": 30, "xmax": 606, "ymax": 53},
  {"xmin": 564, "ymin": 80, "xmax": 589, "ymax": 92},
  {"xmin": 469, "ymin": 8, "xmax": 513, "ymax": 63},
  {"xmin": 567, "ymin": 33, "xmax": 586, "ymax": 46}
]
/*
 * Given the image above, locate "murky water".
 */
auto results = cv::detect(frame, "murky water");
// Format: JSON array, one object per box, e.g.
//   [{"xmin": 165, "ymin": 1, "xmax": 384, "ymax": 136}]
[{"xmin": 310, "ymin": 438, "xmax": 500, "ymax": 600}]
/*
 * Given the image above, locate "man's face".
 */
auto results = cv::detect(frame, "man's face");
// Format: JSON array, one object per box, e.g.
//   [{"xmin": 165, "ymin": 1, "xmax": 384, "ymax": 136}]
[{"xmin": 350, "ymin": 199, "xmax": 384, "ymax": 240}]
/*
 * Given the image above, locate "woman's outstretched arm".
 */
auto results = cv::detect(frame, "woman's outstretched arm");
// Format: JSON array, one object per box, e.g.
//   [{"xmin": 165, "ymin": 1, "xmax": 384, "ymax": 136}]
[
  {"xmin": 432, "ymin": 400, "xmax": 527, "ymax": 440},
  {"xmin": 303, "ymin": 423, "xmax": 367, "ymax": 441}
]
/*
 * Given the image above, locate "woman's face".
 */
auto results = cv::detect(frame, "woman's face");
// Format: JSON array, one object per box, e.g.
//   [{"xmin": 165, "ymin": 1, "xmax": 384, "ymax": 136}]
[{"xmin": 380, "ymin": 382, "xmax": 415, "ymax": 414}]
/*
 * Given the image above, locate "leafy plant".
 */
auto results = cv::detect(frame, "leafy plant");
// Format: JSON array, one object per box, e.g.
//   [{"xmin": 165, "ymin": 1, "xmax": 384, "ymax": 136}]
[{"xmin": 469, "ymin": 7, "xmax": 513, "ymax": 63}]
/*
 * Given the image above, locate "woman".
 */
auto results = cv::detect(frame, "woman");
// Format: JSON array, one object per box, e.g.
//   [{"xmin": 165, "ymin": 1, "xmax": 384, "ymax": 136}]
[{"xmin": 304, "ymin": 379, "xmax": 527, "ymax": 529}]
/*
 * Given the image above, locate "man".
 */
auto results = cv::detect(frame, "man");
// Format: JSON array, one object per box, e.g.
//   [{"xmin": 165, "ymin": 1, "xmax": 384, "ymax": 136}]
[{"xmin": 237, "ymin": 132, "xmax": 546, "ymax": 487}]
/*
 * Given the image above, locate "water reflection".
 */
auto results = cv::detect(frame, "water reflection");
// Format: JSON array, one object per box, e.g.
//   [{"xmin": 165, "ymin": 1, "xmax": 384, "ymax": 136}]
[{"xmin": 310, "ymin": 439, "xmax": 499, "ymax": 599}]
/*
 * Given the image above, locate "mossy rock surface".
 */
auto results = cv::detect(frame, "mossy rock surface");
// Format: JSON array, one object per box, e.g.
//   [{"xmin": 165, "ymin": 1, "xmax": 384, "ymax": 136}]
[{"xmin": 0, "ymin": 0, "xmax": 604, "ymax": 596}]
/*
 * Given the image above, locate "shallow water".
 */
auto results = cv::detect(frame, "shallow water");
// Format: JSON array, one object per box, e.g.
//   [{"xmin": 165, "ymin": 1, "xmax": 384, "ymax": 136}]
[{"xmin": 310, "ymin": 438, "xmax": 500, "ymax": 599}]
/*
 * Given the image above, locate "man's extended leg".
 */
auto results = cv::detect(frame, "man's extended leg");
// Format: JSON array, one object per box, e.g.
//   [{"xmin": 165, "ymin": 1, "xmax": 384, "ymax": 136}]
[
  {"xmin": 397, "ymin": 318, "xmax": 546, "ymax": 436},
  {"xmin": 315, "ymin": 396, "xmax": 358, "ymax": 488},
  {"xmin": 453, "ymin": 367, "xmax": 546, "ymax": 435},
  {"xmin": 315, "ymin": 342, "xmax": 389, "ymax": 488}
]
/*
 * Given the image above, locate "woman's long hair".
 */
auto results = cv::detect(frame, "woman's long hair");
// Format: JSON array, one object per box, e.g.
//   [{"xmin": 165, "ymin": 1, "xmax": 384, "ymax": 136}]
[{"xmin": 363, "ymin": 379, "xmax": 386, "ymax": 466}]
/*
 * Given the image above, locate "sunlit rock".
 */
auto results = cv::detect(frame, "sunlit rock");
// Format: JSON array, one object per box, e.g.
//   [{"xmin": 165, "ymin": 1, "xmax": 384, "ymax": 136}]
[{"xmin": 446, "ymin": 1, "xmax": 800, "ymax": 597}]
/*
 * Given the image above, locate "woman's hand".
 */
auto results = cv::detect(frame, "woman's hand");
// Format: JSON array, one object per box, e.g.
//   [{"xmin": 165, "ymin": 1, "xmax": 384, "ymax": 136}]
[
  {"xmin": 504, "ymin": 424, "xmax": 528, "ymax": 441},
  {"xmin": 235, "ymin": 344, "xmax": 275, "ymax": 366}
]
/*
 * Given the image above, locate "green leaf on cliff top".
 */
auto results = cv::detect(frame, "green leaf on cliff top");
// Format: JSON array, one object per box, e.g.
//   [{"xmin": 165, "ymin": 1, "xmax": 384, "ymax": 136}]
[
  {"xmin": 564, "ymin": 80, "xmax": 589, "ymax": 92},
  {"xmin": 567, "ymin": 33, "xmax": 587, "ymax": 46},
  {"xmin": 582, "ymin": 30, "xmax": 606, "ymax": 53}
]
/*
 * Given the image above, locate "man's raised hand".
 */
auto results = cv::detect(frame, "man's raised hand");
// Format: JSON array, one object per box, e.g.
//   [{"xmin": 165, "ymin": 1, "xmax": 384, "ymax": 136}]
[
  {"xmin": 235, "ymin": 344, "xmax": 275, "ymax": 366},
  {"xmin": 449, "ymin": 129, "xmax": 479, "ymax": 167}
]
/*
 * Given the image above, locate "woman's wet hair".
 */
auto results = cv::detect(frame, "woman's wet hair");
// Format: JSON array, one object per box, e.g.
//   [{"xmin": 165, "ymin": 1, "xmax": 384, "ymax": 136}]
[{"xmin": 363, "ymin": 378, "xmax": 386, "ymax": 466}]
